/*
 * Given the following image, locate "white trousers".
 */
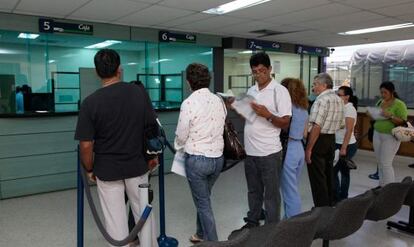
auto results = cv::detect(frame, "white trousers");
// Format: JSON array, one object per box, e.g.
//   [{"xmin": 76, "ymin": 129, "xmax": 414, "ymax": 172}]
[
  {"xmin": 373, "ymin": 130, "xmax": 401, "ymax": 186},
  {"xmin": 96, "ymin": 173, "xmax": 158, "ymax": 247}
]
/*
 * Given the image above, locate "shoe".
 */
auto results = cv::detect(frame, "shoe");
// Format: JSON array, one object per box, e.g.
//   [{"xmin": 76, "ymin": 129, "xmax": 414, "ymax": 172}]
[
  {"xmin": 409, "ymin": 164, "xmax": 414, "ymax": 168},
  {"xmin": 189, "ymin": 234, "xmax": 203, "ymax": 243},
  {"xmin": 238, "ymin": 222, "xmax": 259, "ymax": 231},
  {"xmin": 243, "ymin": 222, "xmax": 258, "ymax": 229},
  {"xmin": 368, "ymin": 172, "xmax": 379, "ymax": 180},
  {"xmin": 230, "ymin": 222, "xmax": 258, "ymax": 236}
]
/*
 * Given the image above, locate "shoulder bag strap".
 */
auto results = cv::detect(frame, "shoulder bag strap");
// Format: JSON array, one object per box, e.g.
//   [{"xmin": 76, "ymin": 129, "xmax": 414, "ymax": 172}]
[
  {"xmin": 215, "ymin": 94, "xmax": 228, "ymax": 116},
  {"xmin": 273, "ymin": 86, "xmax": 278, "ymax": 113}
]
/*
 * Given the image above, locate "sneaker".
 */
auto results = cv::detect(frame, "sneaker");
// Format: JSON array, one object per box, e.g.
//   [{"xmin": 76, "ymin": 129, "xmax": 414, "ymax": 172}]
[
  {"xmin": 189, "ymin": 234, "xmax": 203, "ymax": 243},
  {"xmin": 368, "ymin": 172, "xmax": 379, "ymax": 180}
]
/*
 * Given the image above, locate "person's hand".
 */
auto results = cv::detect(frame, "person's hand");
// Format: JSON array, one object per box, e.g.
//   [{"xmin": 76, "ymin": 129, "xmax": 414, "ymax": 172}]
[
  {"xmin": 381, "ymin": 110, "xmax": 392, "ymax": 119},
  {"xmin": 225, "ymin": 97, "xmax": 235, "ymax": 109},
  {"xmin": 250, "ymin": 102, "xmax": 272, "ymax": 119},
  {"xmin": 227, "ymin": 97, "xmax": 235, "ymax": 104},
  {"xmin": 148, "ymin": 157, "xmax": 159, "ymax": 172},
  {"xmin": 87, "ymin": 172, "xmax": 96, "ymax": 183},
  {"xmin": 305, "ymin": 149, "xmax": 312, "ymax": 164},
  {"xmin": 340, "ymin": 146, "xmax": 347, "ymax": 157}
]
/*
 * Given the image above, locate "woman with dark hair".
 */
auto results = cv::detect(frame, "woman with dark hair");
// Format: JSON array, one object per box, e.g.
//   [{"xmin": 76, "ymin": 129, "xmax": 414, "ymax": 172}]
[
  {"xmin": 174, "ymin": 63, "xmax": 226, "ymax": 242},
  {"xmin": 371, "ymin": 81, "xmax": 407, "ymax": 186},
  {"xmin": 280, "ymin": 78, "xmax": 308, "ymax": 218},
  {"xmin": 334, "ymin": 86, "xmax": 358, "ymax": 202}
]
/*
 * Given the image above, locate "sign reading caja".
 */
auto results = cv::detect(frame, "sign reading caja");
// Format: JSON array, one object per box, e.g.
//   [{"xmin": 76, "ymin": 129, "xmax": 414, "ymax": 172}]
[
  {"xmin": 246, "ymin": 39, "xmax": 281, "ymax": 51},
  {"xmin": 296, "ymin": 45, "xmax": 329, "ymax": 56},
  {"xmin": 39, "ymin": 18, "xmax": 93, "ymax": 35},
  {"xmin": 159, "ymin": 31, "xmax": 196, "ymax": 43}
]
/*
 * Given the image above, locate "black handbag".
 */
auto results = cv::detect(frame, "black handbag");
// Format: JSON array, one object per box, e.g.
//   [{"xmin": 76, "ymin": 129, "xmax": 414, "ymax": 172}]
[
  {"xmin": 144, "ymin": 122, "xmax": 165, "ymax": 155},
  {"xmin": 217, "ymin": 95, "xmax": 246, "ymax": 161},
  {"xmin": 223, "ymin": 119, "xmax": 246, "ymax": 160},
  {"xmin": 368, "ymin": 120, "xmax": 375, "ymax": 143},
  {"xmin": 132, "ymin": 81, "xmax": 165, "ymax": 156},
  {"xmin": 337, "ymin": 156, "xmax": 357, "ymax": 170}
]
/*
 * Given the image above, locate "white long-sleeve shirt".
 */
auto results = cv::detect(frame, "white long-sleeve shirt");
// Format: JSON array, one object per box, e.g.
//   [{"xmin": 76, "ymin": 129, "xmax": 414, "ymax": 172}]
[{"xmin": 174, "ymin": 88, "xmax": 226, "ymax": 158}]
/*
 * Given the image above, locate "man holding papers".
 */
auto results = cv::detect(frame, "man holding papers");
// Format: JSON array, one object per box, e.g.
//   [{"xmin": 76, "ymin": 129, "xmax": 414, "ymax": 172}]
[{"xmin": 233, "ymin": 52, "xmax": 292, "ymax": 230}]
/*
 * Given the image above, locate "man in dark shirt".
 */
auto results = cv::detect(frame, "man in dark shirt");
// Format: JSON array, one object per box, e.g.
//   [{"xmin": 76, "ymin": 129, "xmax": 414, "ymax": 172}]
[{"xmin": 75, "ymin": 49, "xmax": 158, "ymax": 246}]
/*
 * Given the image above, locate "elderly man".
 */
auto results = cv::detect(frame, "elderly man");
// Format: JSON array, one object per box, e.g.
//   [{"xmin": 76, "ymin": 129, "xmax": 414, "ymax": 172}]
[{"xmin": 306, "ymin": 73, "xmax": 344, "ymax": 207}]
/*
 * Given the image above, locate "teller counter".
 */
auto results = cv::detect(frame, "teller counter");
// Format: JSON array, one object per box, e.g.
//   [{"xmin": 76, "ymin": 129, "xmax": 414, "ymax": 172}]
[{"xmin": 0, "ymin": 109, "xmax": 179, "ymax": 199}]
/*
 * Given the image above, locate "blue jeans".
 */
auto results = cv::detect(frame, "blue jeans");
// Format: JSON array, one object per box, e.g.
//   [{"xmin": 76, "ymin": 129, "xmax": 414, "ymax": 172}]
[
  {"xmin": 334, "ymin": 143, "xmax": 357, "ymax": 202},
  {"xmin": 185, "ymin": 153, "xmax": 224, "ymax": 241}
]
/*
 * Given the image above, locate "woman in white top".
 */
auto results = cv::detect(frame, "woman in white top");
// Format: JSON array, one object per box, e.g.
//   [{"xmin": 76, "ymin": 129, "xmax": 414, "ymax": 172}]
[
  {"xmin": 174, "ymin": 63, "xmax": 226, "ymax": 243},
  {"xmin": 334, "ymin": 86, "xmax": 358, "ymax": 202}
]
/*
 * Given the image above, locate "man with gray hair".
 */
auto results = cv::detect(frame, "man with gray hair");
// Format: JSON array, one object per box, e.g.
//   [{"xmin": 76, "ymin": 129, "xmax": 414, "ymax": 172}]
[{"xmin": 305, "ymin": 73, "xmax": 344, "ymax": 207}]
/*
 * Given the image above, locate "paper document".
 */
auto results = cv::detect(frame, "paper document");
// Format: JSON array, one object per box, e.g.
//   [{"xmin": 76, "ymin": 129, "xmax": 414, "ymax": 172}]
[
  {"xmin": 367, "ymin": 107, "xmax": 386, "ymax": 120},
  {"xmin": 334, "ymin": 149, "xmax": 339, "ymax": 165},
  {"xmin": 231, "ymin": 94, "xmax": 257, "ymax": 123},
  {"xmin": 171, "ymin": 151, "xmax": 186, "ymax": 177},
  {"xmin": 217, "ymin": 90, "xmax": 235, "ymax": 98}
]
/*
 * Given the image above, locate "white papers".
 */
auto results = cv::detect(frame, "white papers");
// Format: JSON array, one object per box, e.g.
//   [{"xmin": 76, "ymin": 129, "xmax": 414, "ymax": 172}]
[
  {"xmin": 334, "ymin": 149, "xmax": 339, "ymax": 165},
  {"xmin": 367, "ymin": 107, "xmax": 386, "ymax": 120},
  {"xmin": 217, "ymin": 90, "xmax": 235, "ymax": 98},
  {"xmin": 171, "ymin": 151, "xmax": 186, "ymax": 177},
  {"xmin": 231, "ymin": 94, "xmax": 257, "ymax": 123}
]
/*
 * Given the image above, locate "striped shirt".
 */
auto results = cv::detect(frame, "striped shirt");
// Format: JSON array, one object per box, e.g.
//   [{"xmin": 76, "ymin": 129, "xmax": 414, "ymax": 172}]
[{"xmin": 309, "ymin": 89, "xmax": 344, "ymax": 134}]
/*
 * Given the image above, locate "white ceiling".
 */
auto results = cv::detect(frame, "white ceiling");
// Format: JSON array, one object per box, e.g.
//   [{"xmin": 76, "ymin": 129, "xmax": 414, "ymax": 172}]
[{"xmin": 1, "ymin": 0, "xmax": 414, "ymax": 47}]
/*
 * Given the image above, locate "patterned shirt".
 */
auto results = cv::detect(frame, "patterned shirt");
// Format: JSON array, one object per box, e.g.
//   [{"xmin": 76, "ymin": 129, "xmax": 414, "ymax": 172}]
[
  {"xmin": 309, "ymin": 89, "xmax": 344, "ymax": 134},
  {"xmin": 174, "ymin": 88, "xmax": 226, "ymax": 158}
]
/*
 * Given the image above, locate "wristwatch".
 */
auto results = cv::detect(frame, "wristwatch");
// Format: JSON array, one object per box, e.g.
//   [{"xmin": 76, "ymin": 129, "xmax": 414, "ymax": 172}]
[{"xmin": 267, "ymin": 115, "xmax": 273, "ymax": 123}]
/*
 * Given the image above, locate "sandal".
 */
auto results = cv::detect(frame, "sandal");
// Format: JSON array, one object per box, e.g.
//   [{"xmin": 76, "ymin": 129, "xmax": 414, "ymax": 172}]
[{"xmin": 189, "ymin": 234, "xmax": 203, "ymax": 243}]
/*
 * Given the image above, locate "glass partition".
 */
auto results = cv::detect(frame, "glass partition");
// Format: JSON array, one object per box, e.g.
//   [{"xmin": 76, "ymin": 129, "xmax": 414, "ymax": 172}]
[
  {"xmin": 0, "ymin": 29, "xmax": 213, "ymax": 114},
  {"xmin": 223, "ymin": 49, "xmax": 312, "ymax": 96},
  {"xmin": 386, "ymin": 65, "xmax": 414, "ymax": 108}
]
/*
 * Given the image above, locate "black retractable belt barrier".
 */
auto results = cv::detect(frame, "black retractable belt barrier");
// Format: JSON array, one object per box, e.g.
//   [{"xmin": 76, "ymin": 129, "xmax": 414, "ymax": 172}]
[{"xmin": 77, "ymin": 147, "xmax": 152, "ymax": 247}]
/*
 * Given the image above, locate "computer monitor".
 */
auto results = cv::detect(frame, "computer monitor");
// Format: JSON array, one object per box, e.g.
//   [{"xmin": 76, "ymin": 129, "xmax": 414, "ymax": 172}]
[{"xmin": 24, "ymin": 93, "xmax": 55, "ymax": 112}]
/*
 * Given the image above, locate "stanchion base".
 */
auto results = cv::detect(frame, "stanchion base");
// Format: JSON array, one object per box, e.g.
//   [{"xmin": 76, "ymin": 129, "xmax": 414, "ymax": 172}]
[
  {"xmin": 158, "ymin": 235, "xmax": 178, "ymax": 247},
  {"xmin": 387, "ymin": 221, "xmax": 414, "ymax": 234}
]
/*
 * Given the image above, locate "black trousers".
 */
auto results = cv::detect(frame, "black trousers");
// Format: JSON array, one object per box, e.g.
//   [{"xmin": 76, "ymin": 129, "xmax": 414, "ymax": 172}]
[{"xmin": 307, "ymin": 134, "xmax": 335, "ymax": 207}]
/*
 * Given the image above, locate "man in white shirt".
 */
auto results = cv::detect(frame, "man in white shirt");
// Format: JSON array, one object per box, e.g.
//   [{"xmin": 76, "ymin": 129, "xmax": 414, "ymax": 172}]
[{"xmin": 238, "ymin": 52, "xmax": 292, "ymax": 229}]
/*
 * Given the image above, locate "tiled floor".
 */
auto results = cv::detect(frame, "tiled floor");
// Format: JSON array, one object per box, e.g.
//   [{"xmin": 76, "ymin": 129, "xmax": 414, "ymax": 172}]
[{"xmin": 1, "ymin": 150, "xmax": 414, "ymax": 247}]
